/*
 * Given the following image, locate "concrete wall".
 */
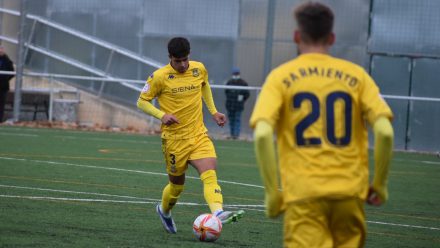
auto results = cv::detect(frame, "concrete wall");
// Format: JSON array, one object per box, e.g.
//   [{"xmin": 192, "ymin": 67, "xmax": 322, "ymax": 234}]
[
  {"xmin": 7, "ymin": 75, "xmax": 160, "ymax": 133},
  {"xmin": 77, "ymin": 89, "xmax": 160, "ymax": 133}
]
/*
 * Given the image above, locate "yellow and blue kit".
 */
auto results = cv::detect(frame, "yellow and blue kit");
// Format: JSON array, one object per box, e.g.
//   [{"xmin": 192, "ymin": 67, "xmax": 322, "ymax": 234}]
[
  {"xmin": 251, "ymin": 53, "xmax": 394, "ymax": 247},
  {"xmin": 137, "ymin": 61, "xmax": 224, "ymax": 214},
  {"xmin": 138, "ymin": 61, "xmax": 217, "ymax": 140},
  {"xmin": 250, "ymin": 53, "xmax": 393, "ymax": 205}
]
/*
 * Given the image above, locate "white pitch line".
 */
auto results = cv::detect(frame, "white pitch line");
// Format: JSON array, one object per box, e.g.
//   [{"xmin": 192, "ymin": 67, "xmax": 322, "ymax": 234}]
[
  {"xmin": 0, "ymin": 194, "xmax": 157, "ymax": 204},
  {"xmin": 367, "ymin": 220, "xmax": 440, "ymax": 231},
  {"xmin": 0, "ymin": 156, "xmax": 264, "ymax": 189},
  {"xmin": 222, "ymin": 205, "xmax": 265, "ymax": 212},
  {"xmin": 0, "ymin": 156, "xmax": 26, "ymax": 162},
  {"xmin": 0, "ymin": 194, "xmax": 264, "ymax": 212},
  {"xmin": 1, "ymin": 194, "xmax": 438, "ymax": 230},
  {"xmin": 0, "ymin": 155, "xmax": 166, "ymax": 175},
  {"xmin": 217, "ymin": 179, "xmax": 264, "ymax": 189},
  {"xmin": 0, "ymin": 132, "xmax": 39, "ymax": 137},
  {"xmin": 0, "ymin": 184, "xmax": 265, "ymax": 210},
  {"xmin": 0, "ymin": 127, "xmax": 252, "ymax": 150},
  {"xmin": 420, "ymin": 160, "xmax": 440, "ymax": 165},
  {"xmin": 394, "ymin": 158, "xmax": 440, "ymax": 165},
  {"xmin": 0, "ymin": 184, "xmax": 155, "ymax": 201},
  {"xmin": 0, "ymin": 127, "xmax": 160, "ymax": 145}
]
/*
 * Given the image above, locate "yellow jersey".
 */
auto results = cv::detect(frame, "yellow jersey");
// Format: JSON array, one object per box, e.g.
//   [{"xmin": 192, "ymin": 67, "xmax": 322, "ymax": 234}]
[
  {"xmin": 250, "ymin": 53, "xmax": 393, "ymax": 203},
  {"xmin": 139, "ymin": 61, "xmax": 210, "ymax": 139}
]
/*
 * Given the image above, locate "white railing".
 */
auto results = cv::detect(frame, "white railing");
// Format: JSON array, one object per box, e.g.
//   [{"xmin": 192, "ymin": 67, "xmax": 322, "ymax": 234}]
[
  {"xmin": 2, "ymin": 71, "xmax": 440, "ymax": 102},
  {"xmin": 1, "ymin": 69, "xmax": 440, "ymax": 136}
]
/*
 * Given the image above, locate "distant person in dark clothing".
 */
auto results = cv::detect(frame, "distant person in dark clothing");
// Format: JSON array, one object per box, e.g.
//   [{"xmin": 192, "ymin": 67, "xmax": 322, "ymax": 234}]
[
  {"xmin": 0, "ymin": 45, "xmax": 15, "ymax": 123},
  {"xmin": 225, "ymin": 67, "xmax": 250, "ymax": 139}
]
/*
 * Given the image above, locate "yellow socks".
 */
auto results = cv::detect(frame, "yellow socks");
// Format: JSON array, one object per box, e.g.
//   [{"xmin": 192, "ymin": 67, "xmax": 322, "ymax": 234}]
[
  {"xmin": 161, "ymin": 170, "xmax": 223, "ymax": 215},
  {"xmin": 200, "ymin": 170, "xmax": 223, "ymax": 213},
  {"xmin": 161, "ymin": 182, "xmax": 184, "ymax": 214}
]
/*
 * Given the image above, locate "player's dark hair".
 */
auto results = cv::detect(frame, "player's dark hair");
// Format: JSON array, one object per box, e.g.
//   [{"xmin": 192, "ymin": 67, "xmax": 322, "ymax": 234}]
[
  {"xmin": 294, "ymin": 2, "xmax": 334, "ymax": 44},
  {"xmin": 168, "ymin": 37, "xmax": 190, "ymax": 58}
]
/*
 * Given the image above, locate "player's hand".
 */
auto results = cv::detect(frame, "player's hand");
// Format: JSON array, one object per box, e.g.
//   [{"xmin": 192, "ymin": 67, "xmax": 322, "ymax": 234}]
[
  {"xmin": 161, "ymin": 114, "xmax": 179, "ymax": 126},
  {"xmin": 212, "ymin": 112, "xmax": 227, "ymax": 127},
  {"xmin": 265, "ymin": 191, "xmax": 283, "ymax": 218},
  {"xmin": 366, "ymin": 185, "xmax": 386, "ymax": 206}
]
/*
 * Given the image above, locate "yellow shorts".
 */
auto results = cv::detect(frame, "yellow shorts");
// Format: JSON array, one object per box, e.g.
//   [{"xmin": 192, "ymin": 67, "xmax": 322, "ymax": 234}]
[
  {"xmin": 284, "ymin": 197, "xmax": 366, "ymax": 248},
  {"xmin": 161, "ymin": 133, "xmax": 217, "ymax": 176}
]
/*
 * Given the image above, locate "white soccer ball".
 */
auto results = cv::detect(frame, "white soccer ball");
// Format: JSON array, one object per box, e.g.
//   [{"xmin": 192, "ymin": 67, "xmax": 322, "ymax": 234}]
[{"xmin": 192, "ymin": 213, "xmax": 222, "ymax": 242}]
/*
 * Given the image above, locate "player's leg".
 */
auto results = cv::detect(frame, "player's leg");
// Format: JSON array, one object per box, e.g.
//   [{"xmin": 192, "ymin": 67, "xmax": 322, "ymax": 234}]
[
  {"xmin": 156, "ymin": 138, "xmax": 190, "ymax": 234},
  {"xmin": 329, "ymin": 197, "xmax": 366, "ymax": 248},
  {"xmin": 190, "ymin": 157, "xmax": 244, "ymax": 224},
  {"xmin": 156, "ymin": 174, "xmax": 184, "ymax": 234},
  {"xmin": 284, "ymin": 199, "xmax": 333, "ymax": 248},
  {"xmin": 160, "ymin": 174, "xmax": 185, "ymax": 215},
  {"xmin": 189, "ymin": 133, "xmax": 244, "ymax": 224},
  {"xmin": 190, "ymin": 157, "xmax": 221, "ymax": 211}
]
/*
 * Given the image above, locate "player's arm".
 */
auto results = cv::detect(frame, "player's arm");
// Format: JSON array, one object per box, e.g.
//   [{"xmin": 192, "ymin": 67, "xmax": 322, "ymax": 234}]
[
  {"xmin": 137, "ymin": 98, "xmax": 165, "ymax": 120},
  {"xmin": 254, "ymin": 120, "xmax": 283, "ymax": 218},
  {"xmin": 368, "ymin": 116, "xmax": 394, "ymax": 206},
  {"xmin": 201, "ymin": 82, "xmax": 218, "ymax": 115},
  {"xmin": 359, "ymin": 71, "xmax": 394, "ymax": 205},
  {"xmin": 137, "ymin": 98, "xmax": 179, "ymax": 125},
  {"xmin": 202, "ymin": 82, "xmax": 226, "ymax": 127},
  {"xmin": 200, "ymin": 64, "xmax": 218, "ymax": 115},
  {"xmin": 200, "ymin": 64, "xmax": 226, "ymax": 126},
  {"xmin": 137, "ymin": 73, "xmax": 179, "ymax": 125}
]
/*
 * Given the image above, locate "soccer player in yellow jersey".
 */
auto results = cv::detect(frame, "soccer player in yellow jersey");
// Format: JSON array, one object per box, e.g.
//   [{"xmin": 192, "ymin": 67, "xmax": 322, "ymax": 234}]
[
  {"xmin": 137, "ymin": 37, "xmax": 244, "ymax": 234},
  {"xmin": 250, "ymin": 2, "xmax": 394, "ymax": 248}
]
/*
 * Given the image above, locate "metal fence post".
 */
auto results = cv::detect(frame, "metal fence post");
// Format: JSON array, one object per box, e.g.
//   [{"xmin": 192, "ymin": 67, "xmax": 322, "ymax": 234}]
[
  {"xmin": 13, "ymin": 0, "xmax": 27, "ymax": 122},
  {"xmin": 48, "ymin": 76, "xmax": 53, "ymax": 122}
]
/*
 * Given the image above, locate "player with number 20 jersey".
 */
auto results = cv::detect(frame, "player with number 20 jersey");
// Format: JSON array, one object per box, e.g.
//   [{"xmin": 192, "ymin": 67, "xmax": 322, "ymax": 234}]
[
  {"xmin": 251, "ymin": 53, "xmax": 393, "ymax": 204},
  {"xmin": 251, "ymin": 3, "xmax": 394, "ymax": 247}
]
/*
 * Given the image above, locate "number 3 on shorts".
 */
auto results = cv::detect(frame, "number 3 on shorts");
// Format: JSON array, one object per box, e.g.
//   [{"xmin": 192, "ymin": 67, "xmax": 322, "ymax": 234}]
[{"xmin": 169, "ymin": 154, "xmax": 176, "ymax": 165}]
